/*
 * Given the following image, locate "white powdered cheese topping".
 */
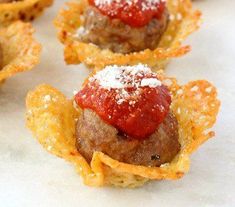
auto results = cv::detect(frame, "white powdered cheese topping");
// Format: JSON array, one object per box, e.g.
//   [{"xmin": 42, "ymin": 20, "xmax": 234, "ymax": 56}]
[
  {"xmin": 92, "ymin": 64, "xmax": 161, "ymax": 89},
  {"xmin": 89, "ymin": 64, "xmax": 162, "ymax": 105},
  {"xmin": 141, "ymin": 78, "xmax": 161, "ymax": 88},
  {"xmin": 94, "ymin": 0, "xmax": 163, "ymax": 14}
]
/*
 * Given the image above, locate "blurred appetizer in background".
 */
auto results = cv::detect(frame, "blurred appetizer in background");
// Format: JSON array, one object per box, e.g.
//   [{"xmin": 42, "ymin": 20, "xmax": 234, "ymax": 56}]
[
  {"xmin": 0, "ymin": 21, "xmax": 41, "ymax": 84},
  {"xmin": 55, "ymin": 0, "xmax": 201, "ymax": 70},
  {"xmin": 26, "ymin": 64, "xmax": 220, "ymax": 188},
  {"xmin": 80, "ymin": 0, "xmax": 169, "ymax": 54},
  {"xmin": 0, "ymin": 0, "xmax": 53, "ymax": 25}
]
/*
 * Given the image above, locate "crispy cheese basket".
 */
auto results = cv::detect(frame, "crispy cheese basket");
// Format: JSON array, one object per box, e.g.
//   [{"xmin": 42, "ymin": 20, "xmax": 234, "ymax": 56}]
[
  {"xmin": 0, "ymin": 0, "xmax": 53, "ymax": 25},
  {"xmin": 26, "ymin": 68, "xmax": 220, "ymax": 188},
  {"xmin": 54, "ymin": 0, "xmax": 201, "ymax": 70},
  {"xmin": 0, "ymin": 21, "xmax": 41, "ymax": 84}
]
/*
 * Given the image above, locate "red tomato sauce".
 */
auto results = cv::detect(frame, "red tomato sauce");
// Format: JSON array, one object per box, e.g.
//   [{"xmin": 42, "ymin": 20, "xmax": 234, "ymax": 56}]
[
  {"xmin": 75, "ymin": 68, "xmax": 171, "ymax": 140},
  {"xmin": 88, "ymin": 0, "xmax": 166, "ymax": 27}
]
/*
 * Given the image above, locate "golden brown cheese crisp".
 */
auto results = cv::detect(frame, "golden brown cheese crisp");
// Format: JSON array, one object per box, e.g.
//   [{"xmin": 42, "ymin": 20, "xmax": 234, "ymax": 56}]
[
  {"xmin": 0, "ymin": 0, "xmax": 53, "ymax": 25},
  {"xmin": 0, "ymin": 21, "xmax": 41, "ymax": 84},
  {"xmin": 54, "ymin": 0, "xmax": 201, "ymax": 71},
  {"xmin": 26, "ymin": 74, "xmax": 220, "ymax": 188}
]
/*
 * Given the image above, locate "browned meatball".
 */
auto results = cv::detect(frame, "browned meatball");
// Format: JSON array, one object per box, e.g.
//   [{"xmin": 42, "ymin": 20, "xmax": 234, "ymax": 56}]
[
  {"xmin": 76, "ymin": 109, "xmax": 180, "ymax": 167},
  {"xmin": 78, "ymin": 6, "xmax": 169, "ymax": 54}
]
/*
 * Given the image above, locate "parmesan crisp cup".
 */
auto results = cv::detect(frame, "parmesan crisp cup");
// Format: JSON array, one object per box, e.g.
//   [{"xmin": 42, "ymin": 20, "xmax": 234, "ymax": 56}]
[
  {"xmin": 0, "ymin": 21, "xmax": 41, "ymax": 84},
  {"xmin": 26, "ymin": 65, "xmax": 220, "ymax": 188},
  {"xmin": 54, "ymin": 0, "xmax": 201, "ymax": 71},
  {"xmin": 0, "ymin": 0, "xmax": 53, "ymax": 25}
]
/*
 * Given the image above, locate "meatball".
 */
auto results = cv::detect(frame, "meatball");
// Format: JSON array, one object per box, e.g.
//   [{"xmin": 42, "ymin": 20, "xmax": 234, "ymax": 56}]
[
  {"xmin": 78, "ymin": 6, "xmax": 169, "ymax": 54},
  {"xmin": 76, "ymin": 109, "xmax": 180, "ymax": 167}
]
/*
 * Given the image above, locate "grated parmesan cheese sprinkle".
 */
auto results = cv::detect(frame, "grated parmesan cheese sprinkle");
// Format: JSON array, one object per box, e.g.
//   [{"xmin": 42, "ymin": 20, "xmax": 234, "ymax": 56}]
[
  {"xmin": 91, "ymin": 64, "xmax": 161, "ymax": 89},
  {"xmin": 94, "ymin": 0, "xmax": 164, "ymax": 15},
  {"xmin": 89, "ymin": 64, "xmax": 162, "ymax": 105},
  {"xmin": 141, "ymin": 78, "xmax": 161, "ymax": 87}
]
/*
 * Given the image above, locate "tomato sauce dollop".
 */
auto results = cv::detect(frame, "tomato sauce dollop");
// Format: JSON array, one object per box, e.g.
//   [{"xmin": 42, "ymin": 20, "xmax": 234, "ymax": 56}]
[
  {"xmin": 75, "ymin": 66, "xmax": 171, "ymax": 140},
  {"xmin": 88, "ymin": 0, "xmax": 166, "ymax": 27}
]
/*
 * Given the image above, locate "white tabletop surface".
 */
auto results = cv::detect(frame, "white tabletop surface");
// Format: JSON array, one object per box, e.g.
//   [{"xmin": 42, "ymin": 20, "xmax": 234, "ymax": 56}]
[{"xmin": 0, "ymin": 0, "xmax": 234, "ymax": 206}]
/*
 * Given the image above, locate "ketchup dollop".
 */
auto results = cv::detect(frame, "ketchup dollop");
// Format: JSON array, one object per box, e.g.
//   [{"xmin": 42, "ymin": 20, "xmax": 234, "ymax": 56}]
[
  {"xmin": 75, "ymin": 65, "xmax": 171, "ymax": 139},
  {"xmin": 88, "ymin": 0, "xmax": 166, "ymax": 27}
]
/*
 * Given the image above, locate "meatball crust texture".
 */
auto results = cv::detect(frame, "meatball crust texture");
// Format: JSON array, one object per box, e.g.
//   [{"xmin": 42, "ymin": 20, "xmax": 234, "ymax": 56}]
[
  {"xmin": 78, "ymin": 6, "xmax": 169, "ymax": 54},
  {"xmin": 76, "ymin": 109, "xmax": 180, "ymax": 167}
]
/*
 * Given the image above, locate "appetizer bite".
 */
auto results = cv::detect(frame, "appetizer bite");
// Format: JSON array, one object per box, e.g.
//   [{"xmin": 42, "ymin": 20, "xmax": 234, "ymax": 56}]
[
  {"xmin": 79, "ymin": 0, "xmax": 169, "ymax": 54},
  {"xmin": 26, "ymin": 64, "xmax": 220, "ymax": 188},
  {"xmin": 55, "ymin": 0, "xmax": 201, "ymax": 70},
  {"xmin": 75, "ymin": 65, "xmax": 180, "ymax": 167},
  {"xmin": 0, "ymin": 21, "xmax": 41, "ymax": 84},
  {"xmin": 0, "ymin": 0, "xmax": 53, "ymax": 25}
]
